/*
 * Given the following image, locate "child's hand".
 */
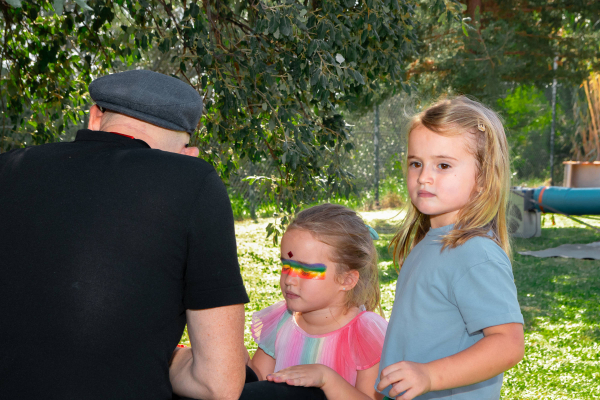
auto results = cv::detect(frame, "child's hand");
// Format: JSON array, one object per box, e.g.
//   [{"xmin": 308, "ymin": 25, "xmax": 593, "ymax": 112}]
[
  {"xmin": 377, "ymin": 361, "xmax": 432, "ymax": 400},
  {"xmin": 266, "ymin": 364, "xmax": 332, "ymax": 388}
]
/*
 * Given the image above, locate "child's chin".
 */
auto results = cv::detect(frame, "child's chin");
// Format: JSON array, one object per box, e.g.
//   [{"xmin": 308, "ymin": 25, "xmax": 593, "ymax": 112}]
[
  {"xmin": 284, "ymin": 301, "xmax": 299, "ymax": 313},
  {"xmin": 284, "ymin": 297, "xmax": 303, "ymax": 308}
]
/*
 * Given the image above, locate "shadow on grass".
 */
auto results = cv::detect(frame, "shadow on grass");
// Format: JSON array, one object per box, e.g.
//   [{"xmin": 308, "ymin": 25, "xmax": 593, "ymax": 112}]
[
  {"xmin": 379, "ymin": 265, "xmax": 399, "ymax": 285},
  {"xmin": 371, "ymin": 219, "xmax": 400, "ymax": 234},
  {"xmin": 512, "ymin": 226, "xmax": 600, "ymax": 342},
  {"xmin": 374, "ymin": 233, "xmax": 399, "ymax": 284},
  {"xmin": 514, "ymin": 225, "xmax": 600, "ymax": 252}
]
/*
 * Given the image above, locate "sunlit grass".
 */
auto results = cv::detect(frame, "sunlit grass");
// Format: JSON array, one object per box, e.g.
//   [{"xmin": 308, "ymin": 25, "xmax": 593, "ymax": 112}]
[
  {"xmin": 181, "ymin": 212, "xmax": 600, "ymax": 399},
  {"xmin": 502, "ymin": 215, "xmax": 600, "ymax": 399}
]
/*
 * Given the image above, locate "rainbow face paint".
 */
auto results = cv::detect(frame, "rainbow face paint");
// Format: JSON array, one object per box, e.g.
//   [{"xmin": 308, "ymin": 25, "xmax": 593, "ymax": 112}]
[{"xmin": 281, "ymin": 258, "xmax": 327, "ymax": 280}]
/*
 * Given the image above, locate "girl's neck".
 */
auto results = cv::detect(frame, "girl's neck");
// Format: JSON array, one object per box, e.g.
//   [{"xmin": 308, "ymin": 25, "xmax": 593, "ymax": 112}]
[
  {"xmin": 294, "ymin": 304, "xmax": 361, "ymax": 335},
  {"xmin": 429, "ymin": 210, "xmax": 459, "ymax": 228}
]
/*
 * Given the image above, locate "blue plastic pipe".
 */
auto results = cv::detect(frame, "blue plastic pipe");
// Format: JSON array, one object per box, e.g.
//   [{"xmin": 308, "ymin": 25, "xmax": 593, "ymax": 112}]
[{"xmin": 532, "ymin": 186, "xmax": 600, "ymax": 215}]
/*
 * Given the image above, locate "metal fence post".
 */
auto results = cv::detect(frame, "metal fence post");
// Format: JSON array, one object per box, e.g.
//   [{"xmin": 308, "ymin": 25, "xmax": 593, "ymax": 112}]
[
  {"xmin": 374, "ymin": 104, "xmax": 380, "ymax": 207},
  {"xmin": 248, "ymin": 161, "xmax": 257, "ymax": 220},
  {"xmin": 550, "ymin": 56, "xmax": 558, "ymax": 186}
]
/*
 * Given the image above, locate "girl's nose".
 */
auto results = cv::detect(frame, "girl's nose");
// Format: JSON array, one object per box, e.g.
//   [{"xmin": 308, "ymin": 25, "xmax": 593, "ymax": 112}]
[
  {"xmin": 283, "ymin": 272, "xmax": 298, "ymax": 286},
  {"xmin": 417, "ymin": 165, "xmax": 434, "ymax": 185}
]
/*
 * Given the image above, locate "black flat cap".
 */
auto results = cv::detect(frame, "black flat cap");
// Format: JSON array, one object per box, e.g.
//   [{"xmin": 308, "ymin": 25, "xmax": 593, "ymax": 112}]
[{"xmin": 89, "ymin": 70, "xmax": 203, "ymax": 133}]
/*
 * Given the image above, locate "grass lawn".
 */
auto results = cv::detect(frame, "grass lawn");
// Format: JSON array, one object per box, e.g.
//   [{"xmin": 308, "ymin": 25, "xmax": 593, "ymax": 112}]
[{"xmin": 181, "ymin": 210, "xmax": 600, "ymax": 399}]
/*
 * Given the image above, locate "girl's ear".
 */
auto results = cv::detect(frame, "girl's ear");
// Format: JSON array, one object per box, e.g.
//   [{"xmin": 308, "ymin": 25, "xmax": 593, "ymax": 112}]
[{"xmin": 341, "ymin": 270, "xmax": 360, "ymax": 291}]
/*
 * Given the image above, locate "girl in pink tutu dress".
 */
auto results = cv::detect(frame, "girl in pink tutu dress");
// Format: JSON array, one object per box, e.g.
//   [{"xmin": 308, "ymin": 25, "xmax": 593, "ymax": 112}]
[{"xmin": 247, "ymin": 203, "xmax": 388, "ymax": 400}]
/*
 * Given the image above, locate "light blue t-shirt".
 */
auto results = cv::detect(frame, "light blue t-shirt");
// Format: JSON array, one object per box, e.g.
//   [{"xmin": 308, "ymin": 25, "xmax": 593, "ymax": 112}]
[{"xmin": 376, "ymin": 224, "xmax": 524, "ymax": 400}]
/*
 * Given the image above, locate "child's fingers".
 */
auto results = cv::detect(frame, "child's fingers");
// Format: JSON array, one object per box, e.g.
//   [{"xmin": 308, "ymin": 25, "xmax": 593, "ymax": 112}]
[
  {"xmin": 266, "ymin": 365, "xmax": 327, "ymax": 388},
  {"xmin": 377, "ymin": 368, "xmax": 406, "ymax": 391},
  {"xmin": 266, "ymin": 373, "xmax": 286, "ymax": 383},
  {"xmin": 387, "ymin": 379, "xmax": 411, "ymax": 398},
  {"xmin": 380, "ymin": 362, "xmax": 404, "ymax": 378},
  {"xmin": 268, "ymin": 371, "xmax": 304, "ymax": 383},
  {"xmin": 285, "ymin": 377, "xmax": 307, "ymax": 386},
  {"xmin": 268, "ymin": 370, "xmax": 321, "ymax": 387},
  {"xmin": 396, "ymin": 387, "xmax": 421, "ymax": 400}
]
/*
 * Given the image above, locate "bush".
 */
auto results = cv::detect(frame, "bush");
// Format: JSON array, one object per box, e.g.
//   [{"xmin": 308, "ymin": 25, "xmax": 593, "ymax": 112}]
[{"xmin": 228, "ymin": 176, "xmax": 409, "ymax": 220}]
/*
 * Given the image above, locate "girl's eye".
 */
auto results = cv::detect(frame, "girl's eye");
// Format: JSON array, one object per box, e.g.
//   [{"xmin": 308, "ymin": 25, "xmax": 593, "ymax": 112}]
[
  {"xmin": 439, "ymin": 163, "xmax": 451, "ymax": 170},
  {"xmin": 300, "ymin": 270, "xmax": 311, "ymax": 277},
  {"xmin": 409, "ymin": 161, "xmax": 422, "ymax": 168}
]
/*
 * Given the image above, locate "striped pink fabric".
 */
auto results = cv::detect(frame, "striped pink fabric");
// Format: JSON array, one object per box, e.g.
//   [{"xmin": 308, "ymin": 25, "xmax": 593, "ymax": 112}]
[{"xmin": 251, "ymin": 301, "xmax": 388, "ymax": 386}]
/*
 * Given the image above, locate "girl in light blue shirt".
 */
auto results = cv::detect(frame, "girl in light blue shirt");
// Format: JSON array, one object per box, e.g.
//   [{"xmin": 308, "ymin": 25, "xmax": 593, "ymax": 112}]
[{"xmin": 376, "ymin": 96, "xmax": 524, "ymax": 400}]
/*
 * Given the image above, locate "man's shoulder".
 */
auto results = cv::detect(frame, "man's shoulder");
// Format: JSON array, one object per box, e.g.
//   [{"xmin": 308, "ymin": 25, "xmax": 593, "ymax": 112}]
[
  {"xmin": 140, "ymin": 148, "xmax": 214, "ymax": 169},
  {"xmin": 1, "ymin": 141, "xmax": 218, "ymax": 189},
  {"xmin": 1, "ymin": 141, "xmax": 62, "ymax": 157},
  {"xmin": 131, "ymin": 148, "xmax": 217, "ymax": 180},
  {"xmin": 0, "ymin": 142, "xmax": 64, "ymax": 169}
]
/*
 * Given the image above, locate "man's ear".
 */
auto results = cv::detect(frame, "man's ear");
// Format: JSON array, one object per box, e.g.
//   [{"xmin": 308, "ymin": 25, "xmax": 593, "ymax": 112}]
[
  {"xmin": 180, "ymin": 146, "xmax": 200, "ymax": 158},
  {"xmin": 342, "ymin": 270, "xmax": 360, "ymax": 291},
  {"xmin": 88, "ymin": 105, "xmax": 104, "ymax": 130}
]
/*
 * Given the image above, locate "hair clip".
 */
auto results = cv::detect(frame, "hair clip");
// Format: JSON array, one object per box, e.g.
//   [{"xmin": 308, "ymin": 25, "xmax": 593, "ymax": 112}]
[
  {"xmin": 366, "ymin": 225, "xmax": 379, "ymax": 240},
  {"xmin": 477, "ymin": 122, "xmax": 486, "ymax": 132}
]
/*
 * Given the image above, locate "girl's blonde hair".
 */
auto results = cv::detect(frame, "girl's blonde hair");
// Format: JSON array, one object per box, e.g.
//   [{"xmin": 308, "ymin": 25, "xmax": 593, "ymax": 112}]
[
  {"xmin": 390, "ymin": 96, "xmax": 511, "ymax": 269},
  {"xmin": 287, "ymin": 203, "xmax": 382, "ymax": 314}
]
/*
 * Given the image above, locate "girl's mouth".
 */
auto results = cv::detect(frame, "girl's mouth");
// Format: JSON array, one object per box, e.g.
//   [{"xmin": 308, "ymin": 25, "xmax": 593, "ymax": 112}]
[
  {"xmin": 285, "ymin": 292, "xmax": 300, "ymax": 299},
  {"xmin": 418, "ymin": 190, "xmax": 435, "ymax": 197}
]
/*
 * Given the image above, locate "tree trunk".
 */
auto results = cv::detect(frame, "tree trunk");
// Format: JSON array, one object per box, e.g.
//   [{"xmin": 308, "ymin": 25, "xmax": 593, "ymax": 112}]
[{"xmin": 466, "ymin": 0, "xmax": 482, "ymax": 22}]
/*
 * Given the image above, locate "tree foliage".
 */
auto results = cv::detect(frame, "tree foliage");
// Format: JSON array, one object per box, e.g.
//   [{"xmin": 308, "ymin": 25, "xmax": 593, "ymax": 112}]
[
  {"xmin": 1, "ymin": 0, "xmax": 462, "ymax": 238},
  {"xmin": 411, "ymin": 0, "xmax": 600, "ymax": 100},
  {"xmin": 393, "ymin": 0, "xmax": 600, "ymax": 184},
  {"xmin": 497, "ymin": 84, "xmax": 577, "ymax": 181},
  {"xmin": 135, "ymin": 0, "xmax": 420, "ymax": 216},
  {"xmin": 0, "ymin": 0, "xmax": 117, "ymax": 148}
]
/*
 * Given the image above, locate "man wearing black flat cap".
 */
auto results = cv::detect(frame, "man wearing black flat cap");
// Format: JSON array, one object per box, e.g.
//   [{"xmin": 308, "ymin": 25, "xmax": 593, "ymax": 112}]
[{"xmin": 0, "ymin": 70, "xmax": 249, "ymax": 400}]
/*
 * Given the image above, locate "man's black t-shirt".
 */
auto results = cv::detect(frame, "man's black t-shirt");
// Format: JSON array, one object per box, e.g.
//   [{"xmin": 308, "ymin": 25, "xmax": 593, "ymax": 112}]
[{"xmin": 0, "ymin": 130, "xmax": 249, "ymax": 399}]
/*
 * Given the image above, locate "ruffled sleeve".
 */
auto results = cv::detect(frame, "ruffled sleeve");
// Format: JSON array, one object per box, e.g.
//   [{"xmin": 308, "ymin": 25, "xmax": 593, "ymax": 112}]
[
  {"xmin": 251, "ymin": 301, "xmax": 290, "ymax": 358},
  {"xmin": 348, "ymin": 311, "xmax": 388, "ymax": 370}
]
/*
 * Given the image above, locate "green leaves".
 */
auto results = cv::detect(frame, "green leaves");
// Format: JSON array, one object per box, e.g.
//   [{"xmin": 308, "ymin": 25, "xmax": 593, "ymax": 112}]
[
  {"xmin": 412, "ymin": 0, "xmax": 600, "ymax": 101},
  {"xmin": 2, "ymin": 0, "xmax": 422, "ymax": 238},
  {"xmin": 74, "ymin": 0, "xmax": 92, "ymax": 11},
  {"xmin": 1, "ymin": 0, "xmax": 118, "ymax": 152},
  {"xmin": 52, "ymin": 0, "xmax": 92, "ymax": 15},
  {"xmin": 279, "ymin": 16, "xmax": 292, "ymax": 37},
  {"xmin": 53, "ymin": 0, "xmax": 64, "ymax": 14},
  {"xmin": 461, "ymin": 20, "xmax": 469, "ymax": 37},
  {"xmin": 307, "ymin": 40, "xmax": 318, "ymax": 56}
]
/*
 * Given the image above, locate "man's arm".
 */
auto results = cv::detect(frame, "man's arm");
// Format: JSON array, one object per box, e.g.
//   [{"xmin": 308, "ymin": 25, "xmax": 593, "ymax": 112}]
[{"xmin": 170, "ymin": 304, "xmax": 247, "ymax": 400}]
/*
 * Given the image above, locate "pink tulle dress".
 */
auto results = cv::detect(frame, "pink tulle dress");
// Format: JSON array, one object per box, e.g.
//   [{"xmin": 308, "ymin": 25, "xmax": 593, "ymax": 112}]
[{"xmin": 251, "ymin": 301, "xmax": 388, "ymax": 386}]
